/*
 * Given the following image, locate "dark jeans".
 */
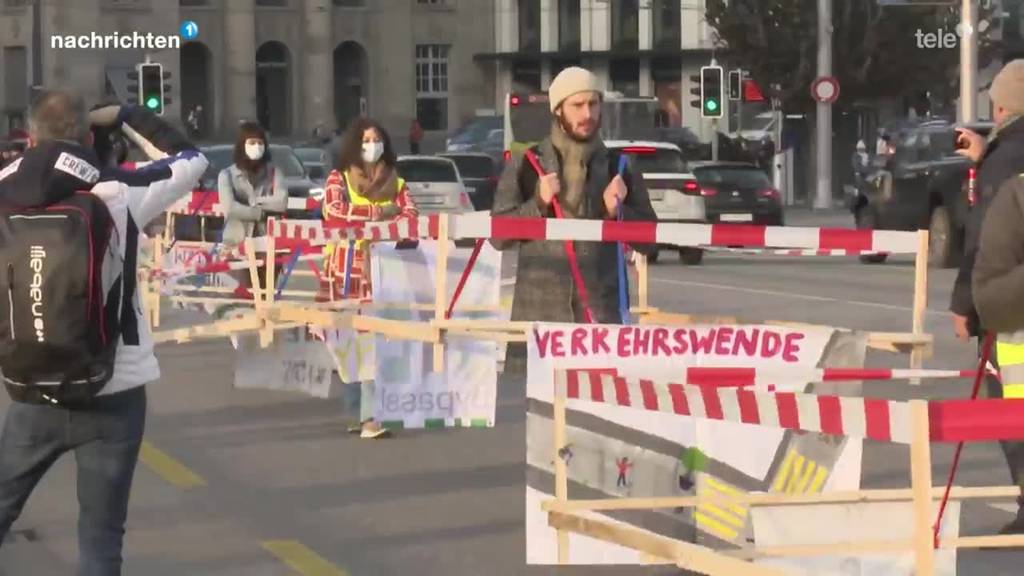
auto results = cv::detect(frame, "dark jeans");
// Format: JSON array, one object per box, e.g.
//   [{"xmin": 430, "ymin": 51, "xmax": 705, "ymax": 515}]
[{"xmin": 0, "ymin": 386, "xmax": 146, "ymax": 575}]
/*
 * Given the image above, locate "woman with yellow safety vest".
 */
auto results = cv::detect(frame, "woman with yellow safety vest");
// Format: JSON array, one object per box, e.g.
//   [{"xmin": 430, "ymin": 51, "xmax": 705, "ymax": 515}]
[{"xmin": 318, "ymin": 117, "xmax": 418, "ymax": 438}]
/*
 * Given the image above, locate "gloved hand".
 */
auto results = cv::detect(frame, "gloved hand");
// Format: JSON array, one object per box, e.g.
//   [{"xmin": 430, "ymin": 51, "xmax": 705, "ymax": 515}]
[
  {"xmin": 88, "ymin": 105, "xmax": 121, "ymax": 127},
  {"xmin": 376, "ymin": 204, "xmax": 401, "ymax": 220}
]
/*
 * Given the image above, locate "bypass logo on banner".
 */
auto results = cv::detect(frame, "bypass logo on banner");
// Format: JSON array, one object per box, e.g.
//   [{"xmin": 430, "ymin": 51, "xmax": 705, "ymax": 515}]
[{"xmin": 368, "ymin": 241, "xmax": 501, "ymax": 429}]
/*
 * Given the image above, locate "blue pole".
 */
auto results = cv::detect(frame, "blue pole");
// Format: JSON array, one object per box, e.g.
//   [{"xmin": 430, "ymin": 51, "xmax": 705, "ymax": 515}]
[
  {"xmin": 274, "ymin": 245, "xmax": 304, "ymax": 299},
  {"xmin": 616, "ymin": 155, "xmax": 631, "ymax": 325}
]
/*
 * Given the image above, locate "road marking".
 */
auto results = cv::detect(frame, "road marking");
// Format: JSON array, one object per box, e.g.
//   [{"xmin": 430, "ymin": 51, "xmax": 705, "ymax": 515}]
[
  {"xmin": 650, "ymin": 277, "xmax": 947, "ymax": 316},
  {"xmin": 138, "ymin": 440, "xmax": 206, "ymax": 489},
  {"xmin": 261, "ymin": 540, "xmax": 349, "ymax": 576},
  {"xmin": 697, "ymin": 476, "xmax": 749, "ymax": 542}
]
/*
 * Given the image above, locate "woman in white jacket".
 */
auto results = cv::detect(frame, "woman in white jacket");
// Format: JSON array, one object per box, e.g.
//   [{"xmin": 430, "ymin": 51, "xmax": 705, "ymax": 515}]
[{"xmin": 218, "ymin": 122, "xmax": 286, "ymax": 299}]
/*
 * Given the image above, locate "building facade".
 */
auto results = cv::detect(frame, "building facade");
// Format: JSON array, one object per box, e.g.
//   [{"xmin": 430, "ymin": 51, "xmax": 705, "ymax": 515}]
[
  {"xmin": 0, "ymin": 0, "xmax": 494, "ymax": 147},
  {"xmin": 477, "ymin": 0, "xmax": 719, "ymax": 138}
]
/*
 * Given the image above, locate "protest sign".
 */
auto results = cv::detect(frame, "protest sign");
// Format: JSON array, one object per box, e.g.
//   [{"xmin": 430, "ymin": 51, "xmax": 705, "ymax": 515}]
[
  {"xmin": 368, "ymin": 241, "xmax": 500, "ymax": 428},
  {"xmin": 163, "ymin": 244, "xmax": 237, "ymax": 291},
  {"xmin": 234, "ymin": 327, "xmax": 338, "ymax": 399},
  {"xmin": 525, "ymin": 322, "xmax": 869, "ymax": 564}
]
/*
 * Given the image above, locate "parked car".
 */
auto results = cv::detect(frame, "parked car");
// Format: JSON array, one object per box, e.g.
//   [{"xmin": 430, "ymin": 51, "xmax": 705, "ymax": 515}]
[
  {"xmin": 199, "ymin": 144, "xmax": 321, "ymax": 219},
  {"xmin": 446, "ymin": 115, "xmax": 504, "ymax": 151},
  {"xmin": 689, "ymin": 161, "xmax": 784, "ymax": 226},
  {"xmin": 605, "ymin": 140, "xmax": 706, "ymax": 264},
  {"xmin": 848, "ymin": 120, "xmax": 992, "ymax": 267},
  {"xmin": 395, "ymin": 155, "xmax": 475, "ymax": 214},
  {"xmin": 438, "ymin": 152, "xmax": 500, "ymax": 211},
  {"xmin": 294, "ymin": 146, "xmax": 330, "ymax": 186}
]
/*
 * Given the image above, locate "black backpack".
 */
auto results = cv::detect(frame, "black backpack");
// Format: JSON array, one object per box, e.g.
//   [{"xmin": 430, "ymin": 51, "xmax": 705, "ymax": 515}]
[{"xmin": 0, "ymin": 191, "xmax": 137, "ymax": 405}]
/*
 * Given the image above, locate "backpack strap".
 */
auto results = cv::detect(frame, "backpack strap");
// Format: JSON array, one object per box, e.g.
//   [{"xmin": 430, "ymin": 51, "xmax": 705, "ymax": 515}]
[{"xmin": 120, "ymin": 214, "xmax": 140, "ymax": 346}]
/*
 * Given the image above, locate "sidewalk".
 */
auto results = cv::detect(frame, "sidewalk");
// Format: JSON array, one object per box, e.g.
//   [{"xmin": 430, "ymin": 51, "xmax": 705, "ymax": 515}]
[{"xmin": 783, "ymin": 205, "xmax": 856, "ymax": 229}]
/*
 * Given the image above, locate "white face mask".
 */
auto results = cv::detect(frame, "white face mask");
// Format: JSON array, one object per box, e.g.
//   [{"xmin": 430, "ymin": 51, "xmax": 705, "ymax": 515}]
[
  {"xmin": 361, "ymin": 141, "xmax": 384, "ymax": 164},
  {"xmin": 244, "ymin": 141, "xmax": 265, "ymax": 161}
]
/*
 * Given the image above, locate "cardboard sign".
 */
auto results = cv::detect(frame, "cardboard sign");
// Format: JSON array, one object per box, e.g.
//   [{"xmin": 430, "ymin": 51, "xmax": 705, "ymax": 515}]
[
  {"xmin": 162, "ymin": 244, "xmax": 238, "ymax": 291},
  {"xmin": 234, "ymin": 328, "xmax": 338, "ymax": 399},
  {"xmin": 525, "ymin": 322, "xmax": 868, "ymax": 565},
  {"xmin": 369, "ymin": 241, "xmax": 500, "ymax": 428}
]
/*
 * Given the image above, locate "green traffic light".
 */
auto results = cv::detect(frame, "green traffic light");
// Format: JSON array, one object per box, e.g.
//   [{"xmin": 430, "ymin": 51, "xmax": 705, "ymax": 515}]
[
  {"xmin": 705, "ymin": 100, "xmax": 719, "ymax": 112},
  {"xmin": 145, "ymin": 97, "xmax": 160, "ymax": 110}
]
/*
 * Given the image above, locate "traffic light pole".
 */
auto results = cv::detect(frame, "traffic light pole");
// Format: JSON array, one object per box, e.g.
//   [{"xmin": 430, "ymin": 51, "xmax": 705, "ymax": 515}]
[
  {"xmin": 814, "ymin": 0, "xmax": 833, "ymax": 210},
  {"xmin": 960, "ymin": 0, "xmax": 978, "ymax": 123},
  {"xmin": 712, "ymin": 120, "xmax": 719, "ymax": 161}
]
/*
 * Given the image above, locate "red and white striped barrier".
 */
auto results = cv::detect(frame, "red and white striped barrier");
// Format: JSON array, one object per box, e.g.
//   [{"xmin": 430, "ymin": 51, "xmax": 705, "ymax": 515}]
[
  {"xmin": 565, "ymin": 367, "xmax": 977, "ymax": 390},
  {"xmin": 701, "ymin": 247, "xmax": 889, "ymax": 258},
  {"xmin": 263, "ymin": 215, "xmax": 921, "ymax": 254},
  {"xmin": 167, "ymin": 191, "xmax": 322, "ymax": 216},
  {"xmin": 556, "ymin": 369, "xmax": 914, "ymax": 444}
]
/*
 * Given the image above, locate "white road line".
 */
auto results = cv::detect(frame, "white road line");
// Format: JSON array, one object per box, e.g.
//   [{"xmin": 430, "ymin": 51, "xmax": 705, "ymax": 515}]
[{"xmin": 650, "ymin": 277, "xmax": 947, "ymax": 316}]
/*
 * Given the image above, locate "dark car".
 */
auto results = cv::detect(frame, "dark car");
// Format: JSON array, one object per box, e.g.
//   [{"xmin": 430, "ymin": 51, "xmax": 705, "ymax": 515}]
[
  {"xmin": 690, "ymin": 161, "xmax": 784, "ymax": 226},
  {"xmin": 849, "ymin": 120, "xmax": 992, "ymax": 267},
  {"xmin": 438, "ymin": 152, "xmax": 500, "ymax": 210}
]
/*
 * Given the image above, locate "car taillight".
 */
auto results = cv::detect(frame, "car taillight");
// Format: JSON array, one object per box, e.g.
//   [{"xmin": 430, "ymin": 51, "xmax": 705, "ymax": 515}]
[
  {"xmin": 682, "ymin": 180, "xmax": 700, "ymax": 195},
  {"xmin": 510, "ymin": 95, "xmax": 521, "ymax": 106},
  {"xmin": 460, "ymin": 191, "xmax": 473, "ymax": 210},
  {"xmin": 621, "ymin": 146, "xmax": 657, "ymax": 154},
  {"xmin": 700, "ymin": 187, "xmax": 718, "ymax": 197},
  {"xmin": 967, "ymin": 167, "xmax": 977, "ymax": 207},
  {"xmin": 503, "ymin": 150, "xmax": 512, "ymax": 162},
  {"xmin": 758, "ymin": 188, "xmax": 781, "ymax": 200},
  {"xmin": 488, "ymin": 175, "xmax": 500, "ymax": 183}
]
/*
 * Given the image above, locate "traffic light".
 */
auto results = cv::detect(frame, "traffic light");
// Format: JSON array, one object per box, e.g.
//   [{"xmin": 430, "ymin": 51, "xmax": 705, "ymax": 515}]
[
  {"xmin": 700, "ymin": 65, "xmax": 724, "ymax": 118},
  {"xmin": 689, "ymin": 74, "xmax": 702, "ymax": 110},
  {"xmin": 139, "ymin": 63, "xmax": 164, "ymax": 115},
  {"xmin": 126, "ymin": 69, "xmax": 139, "ymax": 106},
  {"xmin": 728, "ymin": 70, "xmax": 742, "ymax": 101}
]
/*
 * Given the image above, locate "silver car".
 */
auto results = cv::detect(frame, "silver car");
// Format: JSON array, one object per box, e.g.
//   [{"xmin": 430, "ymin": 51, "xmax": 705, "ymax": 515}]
[{"xmin": 396, "ymin": 155, "xmax": 475, "ymax": 214}]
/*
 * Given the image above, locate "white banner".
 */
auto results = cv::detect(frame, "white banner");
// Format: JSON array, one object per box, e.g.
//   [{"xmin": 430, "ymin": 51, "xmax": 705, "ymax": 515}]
[
  {"xmin": 234, "ymin": 328, "xmax": 338, "ymax": 399},
  {"xmin": 369, "ymin": 241, "xmax": 500, "ymax": 428},
  {"xmin": 526, "ymin": 322, "xmax": 867, "ymax": 565},
  {"xmin": 162, "ymin": 243, "xmax": 238, "ymax": 291}
]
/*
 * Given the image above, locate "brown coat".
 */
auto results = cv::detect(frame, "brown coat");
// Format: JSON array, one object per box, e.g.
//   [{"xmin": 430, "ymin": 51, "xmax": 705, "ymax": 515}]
[
  {"xmin": 490, "ymin": 138, "xmax": 658, "ymax": 330},
  {"xmin": 972, "ymin": 174, "xmax": 1024, "ymax": 333}
]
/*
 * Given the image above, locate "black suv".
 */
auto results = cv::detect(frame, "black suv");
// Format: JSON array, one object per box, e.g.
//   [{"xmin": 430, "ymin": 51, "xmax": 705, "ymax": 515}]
[{"xmin": 848, "ymin": 120, "xmax": 992, "ymax": 267}]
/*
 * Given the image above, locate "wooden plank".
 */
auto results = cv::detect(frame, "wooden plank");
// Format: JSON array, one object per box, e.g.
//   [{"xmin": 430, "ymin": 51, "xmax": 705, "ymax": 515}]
[
  {"xmin": 433, "ymin": 319, "xmax": 533, "ymax": 332},
  {"xmin": 152, "ymin": 315, "xmax": 263, "ymax": 344},
  {"xmin": 946, "ymin": 535, "xmax": 1024, "ymax": 549},
  {"xmin": 433, "ymin": 214, "xmax": 450, "ymax": 373},
  {"xmin": 910, "ymin": 229, "xmax": 930, "ymax": 382},
  {"xmin": 547, "ymin": 511, "xmax": 787, "ymax": 575},
  {"xmin": 540, "ymin": 485, "xmax": 1022, "ymax": 513},
  {"xmin": 443, "ymin": 328, "xmax": 528, "ymax": 342},
  {"xmin": 725, "ymin": 539, "xmax": 912, "ymax": 559},
  {"xmin": 636, "ymin": 252, "xmax": 648, "ymax": 311},
  {"xmin": 260, "ymin": 234, "xmax": 278, "ymax": 348},
  {"xmin": 909, "ymin": 400, "xmax": 935, "ymax": 576},
  {"xmin": 553, "ymin": 372, "xmax": 570, "ymax": 564}
]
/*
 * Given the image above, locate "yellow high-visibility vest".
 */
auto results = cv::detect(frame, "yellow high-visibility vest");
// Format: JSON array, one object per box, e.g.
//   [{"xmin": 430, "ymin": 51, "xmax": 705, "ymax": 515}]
[
  {"xmin": 997, "ymin": 332, "xmax": 1024, "ymax": 398},
  {"xmin": 323, "ymin": 172, "xmax": 406, "ymax": 259}
]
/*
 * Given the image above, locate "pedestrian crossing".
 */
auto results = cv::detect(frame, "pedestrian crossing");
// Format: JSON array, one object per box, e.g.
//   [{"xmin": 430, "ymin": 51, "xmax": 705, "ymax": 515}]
[
  {"xmin": 695, "ymin": 475, "xmax": 749, "ymax": 542},
  {"xmin": 770, "ymin": 448, "xmax": 830, "ymax": 495}
]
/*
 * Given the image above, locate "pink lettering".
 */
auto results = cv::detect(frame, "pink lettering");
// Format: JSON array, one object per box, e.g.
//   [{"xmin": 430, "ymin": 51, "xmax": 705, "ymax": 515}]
[
  {"xmin": 714, "ymin": 327, "xmax": 734, "ymax": 356},
  {"xmin": 761, "ymin": 331, "xmax": 782, "ymax": 358},
  {"xmin": 550, "ymin": 331, "xmax": 565, "ymax": 357},
  {"xmin": 783, "ymin": 333, "xmax": 804, "ymax": 363},
  {"xmin": 617, "ymin": 327, "xmax": 632, "ymax": 357},
  {"xmin": 690, "ymin": 329, "xmax": 717, "ymax": 355},
  {"xmin": 732, "ymin": 328, "xmax": 759, "ymax": 357},
  {"xmin": 570, "ymin": 328, "xmax": 588, "ymax": 356},
  {"xmin": 534, "ymin": 330, "xmax": 555, "ymax": 358},
  {"xmin": 652, "ymin": 328, "xmax": 672, "ymax": 356},
  {"xmin": 671, "ymin": 329, "xmax": 689, "ymax": 354},
  {"xmin": 592, "ymin": 327, "xmax": 611, "ymax": 354},
  {"xmin": 633, "ymin": 328, "xmax": 651, "ymax": 356}
]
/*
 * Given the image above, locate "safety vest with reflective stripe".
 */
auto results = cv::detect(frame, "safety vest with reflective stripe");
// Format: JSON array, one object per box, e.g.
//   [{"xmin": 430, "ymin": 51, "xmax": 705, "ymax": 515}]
[
  {"xmin": 997, "ymin": 332, "xmax": 1024, "ymax": 398},
  {"xmin": 323, "ymin": 171, "xmax": 406, "ymax": 255}
]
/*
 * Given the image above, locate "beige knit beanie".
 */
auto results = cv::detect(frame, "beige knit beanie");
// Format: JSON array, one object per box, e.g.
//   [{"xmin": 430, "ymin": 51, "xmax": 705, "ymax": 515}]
[
  {"xmin": 548, "ymin": 67, "xmax": 602, "ymax": 113},
  {"xmin": 990, "ymin": 60, "xmax": 1024, "ymax": 116}
]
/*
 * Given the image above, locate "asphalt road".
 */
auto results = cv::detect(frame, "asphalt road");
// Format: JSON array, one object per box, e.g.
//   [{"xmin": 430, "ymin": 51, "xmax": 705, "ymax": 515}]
[{"xmin": 1, "ymin": 209, "xmax": 1022, "ymax": 575}]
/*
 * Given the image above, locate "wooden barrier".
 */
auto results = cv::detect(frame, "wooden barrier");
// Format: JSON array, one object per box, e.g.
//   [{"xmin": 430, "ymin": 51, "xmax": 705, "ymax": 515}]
[{"xmin": 542, "ymin": 369, "xmax": 1024, "ymax": 574}]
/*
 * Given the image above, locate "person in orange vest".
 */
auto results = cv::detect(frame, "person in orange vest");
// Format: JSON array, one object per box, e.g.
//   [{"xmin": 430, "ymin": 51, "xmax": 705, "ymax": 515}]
[
  {"xmin": 318, "ymin": 117, "xmax": 418, "ymax": 438},
  {"xmin": 409, "ymin": 118, "xmax": 423, "ymax": 154}
]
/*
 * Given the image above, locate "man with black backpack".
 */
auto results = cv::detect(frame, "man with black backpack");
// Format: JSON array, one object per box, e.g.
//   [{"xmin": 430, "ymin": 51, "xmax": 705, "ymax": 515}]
[
  {"xmin": 0, "ymin": 90, "xmax": 207, "ymax": 574},
  {"xmin": 490, "ymin": 67, "xmax": 657, "ymax": 373}
]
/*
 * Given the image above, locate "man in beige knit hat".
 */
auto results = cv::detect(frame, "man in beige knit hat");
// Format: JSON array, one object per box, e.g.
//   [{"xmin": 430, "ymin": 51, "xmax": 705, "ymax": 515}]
[
  {"xmin": 489, "ymin": 66, "xmax": 658, "ymax": 372},
  {"xmin": 947, "ymin": 59, "xmax": 1024, "ymax": 535}
]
